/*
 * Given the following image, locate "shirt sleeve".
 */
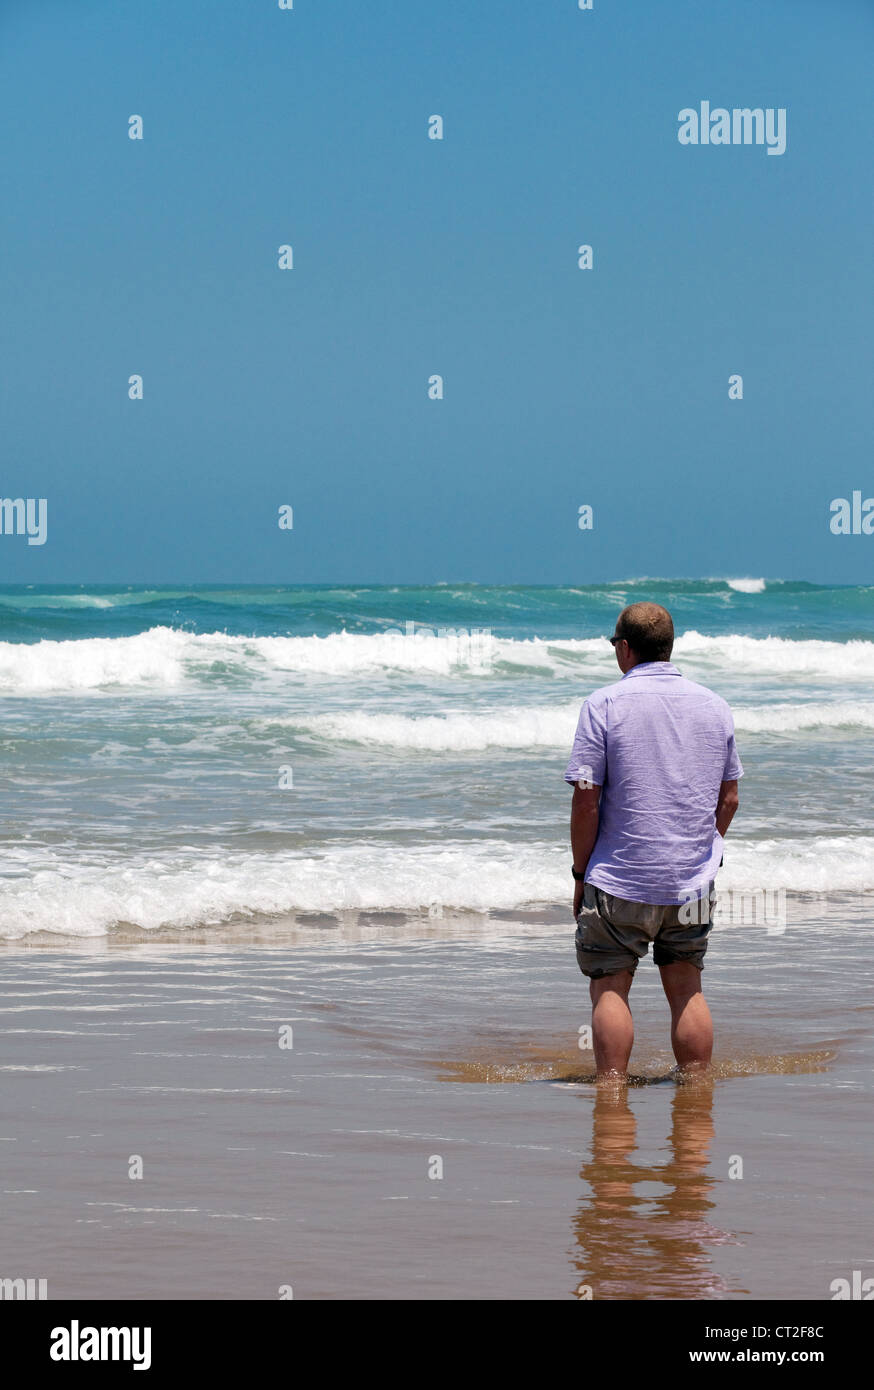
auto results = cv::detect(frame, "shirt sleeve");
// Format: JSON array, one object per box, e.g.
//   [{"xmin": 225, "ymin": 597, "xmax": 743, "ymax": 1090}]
[
  {"xmin": 723, "ymin": 714, "xmax": 743, "ymax": 780},
  {"xmin": 564, "ymin": 696, "xmax": 607, "ymax": 787}
]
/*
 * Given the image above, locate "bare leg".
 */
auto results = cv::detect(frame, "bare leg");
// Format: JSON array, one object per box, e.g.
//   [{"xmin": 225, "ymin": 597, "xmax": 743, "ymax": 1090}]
[
  {"xmin": 658, "ymin": 962, "xmax": 712, "ymax": 1072},
  {"xmin": 589, "ymin": 970, "xmax": 635, "ymax": 1078}
]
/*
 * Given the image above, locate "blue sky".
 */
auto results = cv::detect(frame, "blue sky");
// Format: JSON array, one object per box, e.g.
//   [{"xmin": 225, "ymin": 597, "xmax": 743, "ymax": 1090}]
[{"xmin": 0, "ymin": 0, "xmax": 872, "ymax": 583}]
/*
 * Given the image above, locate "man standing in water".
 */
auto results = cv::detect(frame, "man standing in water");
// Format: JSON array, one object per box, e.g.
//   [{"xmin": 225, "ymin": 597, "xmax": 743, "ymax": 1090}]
[{"xmin": 565, "ymin": 602, "xmax": 742, "ymax": 1079}]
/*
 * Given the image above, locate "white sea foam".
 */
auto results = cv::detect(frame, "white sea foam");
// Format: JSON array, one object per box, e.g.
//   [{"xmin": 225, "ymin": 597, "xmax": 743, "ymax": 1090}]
[
  {"xmin": 726, "ymin": 578, "xmax": 767, "ymax": 593},
  {"xmin": 674, "ymin": 631, "xmax": 874, "ymax": 680},
  {"xmin": 732, "ymin": 702, "xmax": 874, "ymax": 733},
  {"xmin": 289, "ymin": 706, "xmax": 582, "ymax": 750},
  {"xmin": 0, "ymin": 836, "xmax": 870, "ymax": 938},
  {"xmin": 0, "ymin": 627, "xmax": 190, "ymax": 692},
  {"xmin": 0, "ymin": 627, "xmax": 508, "ymax": 692},
  {"xmin": 286, "ymin": 699, "xmax": 874, "ymax": 750},
  {"xmin": 2, "ymin": 625, "xmax": 874, "ymax": 693},
  {"xmin": 0, "ymin": 842, "xmax": 566, "ymax": 937}
]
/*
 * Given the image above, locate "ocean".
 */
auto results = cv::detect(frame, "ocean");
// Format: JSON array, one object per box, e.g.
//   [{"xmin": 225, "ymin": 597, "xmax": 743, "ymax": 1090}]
[
  {"xmin": 1, "ymin": 578, "xmax": 872, "ymax": 1300},
  {"xmin": 0, "ymin": 578, "xmax": 870, "ymax": 939}
]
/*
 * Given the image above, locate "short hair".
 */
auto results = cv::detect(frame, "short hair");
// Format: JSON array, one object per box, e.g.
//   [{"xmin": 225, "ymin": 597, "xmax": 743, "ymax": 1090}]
[{"xmin": 615, "ymin": 602, "xmax": 674, "ymax": 662}]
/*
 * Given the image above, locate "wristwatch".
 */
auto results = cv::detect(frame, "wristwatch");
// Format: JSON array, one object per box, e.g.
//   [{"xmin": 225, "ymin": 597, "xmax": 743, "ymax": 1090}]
[{"xmin": 571, "ymin": 866, "xmax": 586, "ymax": 881}]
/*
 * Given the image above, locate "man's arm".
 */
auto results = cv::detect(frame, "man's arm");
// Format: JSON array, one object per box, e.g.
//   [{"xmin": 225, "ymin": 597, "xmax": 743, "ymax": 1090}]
[
  {"xmin": 571, "ymin": 782, "xmax": 601, "ymax": 915},
  {"xmin": 715, "ymin": 779, "xmax": 739, "ymax": 838}
]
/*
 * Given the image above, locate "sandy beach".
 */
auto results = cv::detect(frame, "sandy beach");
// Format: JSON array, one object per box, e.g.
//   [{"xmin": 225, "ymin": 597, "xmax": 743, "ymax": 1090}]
[{"xmin": 2, "ymin": 900, "xmax": 870, "ymax": 1301}]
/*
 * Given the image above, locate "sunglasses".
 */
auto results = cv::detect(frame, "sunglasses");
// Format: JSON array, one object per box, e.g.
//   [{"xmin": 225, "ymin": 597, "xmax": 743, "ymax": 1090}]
[{"xmin": 609, "ymin": 635, "xmax": 623, "ymax": 647}]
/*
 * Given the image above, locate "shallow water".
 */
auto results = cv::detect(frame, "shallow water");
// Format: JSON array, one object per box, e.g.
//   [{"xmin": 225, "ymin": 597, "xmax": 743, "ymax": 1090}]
[{"xmin": 1, "ymin": 909, "xmax": 870, "ymax": 1300}]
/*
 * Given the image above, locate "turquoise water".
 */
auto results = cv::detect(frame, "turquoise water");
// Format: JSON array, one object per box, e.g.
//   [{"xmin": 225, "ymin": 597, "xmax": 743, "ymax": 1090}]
[{"xmin": 1, "ymin": 578, "xmax": 873, "ymax": 642}]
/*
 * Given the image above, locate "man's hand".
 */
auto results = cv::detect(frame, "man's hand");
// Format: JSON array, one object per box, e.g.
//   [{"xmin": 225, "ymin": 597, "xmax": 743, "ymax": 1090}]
[
  {"xmin": 573, "ymin": 876, "xmax": 585, "ymax": 918},
  {"xmin": 570, "ymin": 782, "xmax": 601, "ymax": 919}
]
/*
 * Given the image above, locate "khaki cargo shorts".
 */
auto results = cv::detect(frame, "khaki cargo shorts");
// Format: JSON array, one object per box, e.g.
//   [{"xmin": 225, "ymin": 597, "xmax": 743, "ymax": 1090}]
[{"xmin": 575, "ymin": 880, "xmax": 717, "ymax": 979}]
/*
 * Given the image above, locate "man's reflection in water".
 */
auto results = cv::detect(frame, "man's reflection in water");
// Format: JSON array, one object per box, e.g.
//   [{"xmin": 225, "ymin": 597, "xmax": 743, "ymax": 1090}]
[{"xmin": 571, "ymin": 1078, "xmax": 745, "ymax": 1299}]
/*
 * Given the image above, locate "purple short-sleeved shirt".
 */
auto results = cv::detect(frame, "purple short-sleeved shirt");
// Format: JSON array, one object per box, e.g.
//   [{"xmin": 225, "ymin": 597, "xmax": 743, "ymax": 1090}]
[{"xmin": 564, "ymin": 661, "xmax": 743, "ymax": 905}]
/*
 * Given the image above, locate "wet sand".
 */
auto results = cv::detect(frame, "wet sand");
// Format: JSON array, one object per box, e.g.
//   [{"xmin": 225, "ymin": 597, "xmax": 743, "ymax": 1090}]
[{"xmin": 0, "ymin": 903, "xmax": 871, "ymax": 1300}]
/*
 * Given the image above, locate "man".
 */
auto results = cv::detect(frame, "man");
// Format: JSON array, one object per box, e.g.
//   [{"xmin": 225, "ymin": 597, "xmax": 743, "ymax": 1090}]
[{"xmin": 565, "ymin": 602, "xmax": 742, "ymax": 1080}]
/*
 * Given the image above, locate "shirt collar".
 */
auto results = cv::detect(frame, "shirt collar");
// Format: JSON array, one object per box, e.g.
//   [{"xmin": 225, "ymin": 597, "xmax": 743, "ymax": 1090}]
[{"xmin": 621, "ymin": 661, "xmax": 681, "ymax": 679}]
